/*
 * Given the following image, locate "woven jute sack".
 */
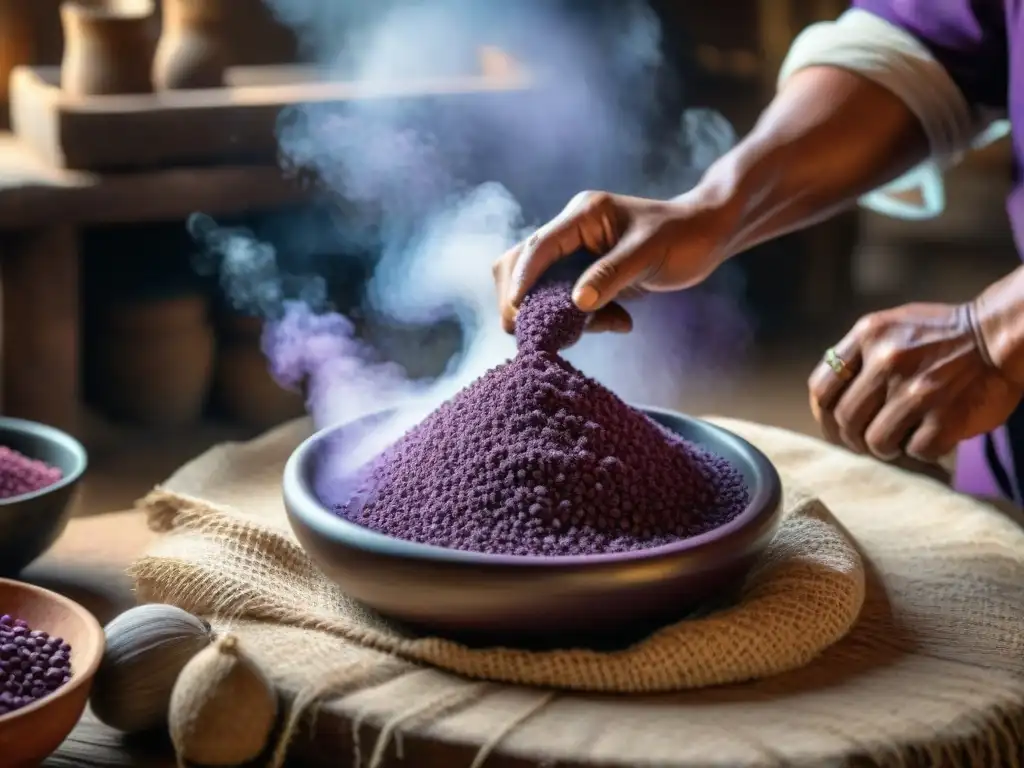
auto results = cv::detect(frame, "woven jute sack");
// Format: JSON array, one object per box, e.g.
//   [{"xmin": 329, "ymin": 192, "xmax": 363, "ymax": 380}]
[{"xmin": 129, "ymin": 417, "xmax": 1024, "ymax": 767}]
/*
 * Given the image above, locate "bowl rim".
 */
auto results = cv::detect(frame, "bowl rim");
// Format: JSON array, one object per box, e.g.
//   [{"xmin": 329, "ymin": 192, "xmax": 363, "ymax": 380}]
[
  {"xmin": 0, "ymin": 417, "xmax": 88, "ymax": 507},
  {"xmin": 283, "ymin": 405, "xmax": 783, "ymax": 568},
  {"xmin": 0, "ymin": 577, "xmax": 105, "ymax": 724}
]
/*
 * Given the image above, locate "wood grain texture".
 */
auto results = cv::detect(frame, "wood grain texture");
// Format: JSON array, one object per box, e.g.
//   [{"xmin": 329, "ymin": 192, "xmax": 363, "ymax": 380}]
[
  {"xmin": 43, "ymin": 710, "xmax": 176, "ymax": 768},
  {"xmin": 0, "ymin": 133, "xmax": 308, "ymax": 227},
  {"xmin": 9, "ymin": 64, "xmax": 532, "ymax": 172}
]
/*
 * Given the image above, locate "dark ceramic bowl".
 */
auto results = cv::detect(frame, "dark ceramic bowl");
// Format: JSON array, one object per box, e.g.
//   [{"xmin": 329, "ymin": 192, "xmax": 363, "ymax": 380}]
[
  {"xmin": 284, "ymin": 407, "xmax": 782, "ymax": 643},
  {"xmin": 0, "ymin": 418, "xmax": 87, "ymax": 577}
]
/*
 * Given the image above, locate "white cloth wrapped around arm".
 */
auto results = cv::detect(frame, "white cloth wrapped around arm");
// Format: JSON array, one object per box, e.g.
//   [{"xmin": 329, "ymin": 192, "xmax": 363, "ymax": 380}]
[{"xmin": 778, "ymin": 8, "xmax": 1009, "ymax": 220}]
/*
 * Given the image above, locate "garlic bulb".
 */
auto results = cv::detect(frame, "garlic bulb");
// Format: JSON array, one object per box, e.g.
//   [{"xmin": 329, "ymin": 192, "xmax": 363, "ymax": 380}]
[
  {"xmin": 90, "ymin": 603, "xmax": 214, "ymax": 734},
  {"xmin": 170, "ymin": 633, "xmax": 278, "ymax": 766}
]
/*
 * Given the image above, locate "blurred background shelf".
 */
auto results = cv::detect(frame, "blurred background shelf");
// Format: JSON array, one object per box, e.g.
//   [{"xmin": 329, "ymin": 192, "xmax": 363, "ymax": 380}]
[
  {"xmin": 0, "ymin": 0, "xmax": 1017, "ymax": 518},
  {"xmin": 0, "ymin": 132, "xmax": 306, "ymax": 226},
  {"xmin": 9, "ymin": 63, "xmax": 533, "ymax": 171}
]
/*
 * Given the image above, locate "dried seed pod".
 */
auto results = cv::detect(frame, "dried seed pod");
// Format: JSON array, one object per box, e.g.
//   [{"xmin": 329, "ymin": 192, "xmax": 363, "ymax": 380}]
[
  {"xmin": 90, "ymin": 604, "xmax": 214, "ymax": 734},
  {"xmin": 169, "ymin": 633, "xmax": 278, "ymax": 766}
]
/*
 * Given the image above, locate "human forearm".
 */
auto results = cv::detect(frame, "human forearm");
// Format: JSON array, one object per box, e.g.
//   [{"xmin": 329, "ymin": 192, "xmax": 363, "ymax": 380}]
[{"xmin": 688, "ymin": 65, "xmax": 928, "ymax": 260}]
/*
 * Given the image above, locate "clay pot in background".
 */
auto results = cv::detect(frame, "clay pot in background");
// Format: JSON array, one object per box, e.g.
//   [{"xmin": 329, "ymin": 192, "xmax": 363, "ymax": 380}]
[
  {"xmin": 213, "ymin": 312, "xmax": 305, "ymax": 431},
  {"xmin": 0, "ymin": 0, "xmax": 33, "ymax": 126},
  {"xmin": 152, "ymin": 0, "xmax": 229, "ymax": 90},
  {"xmin": 92, "ymin": 294, "xmax": 215, "ymax": 429},
  {"xmin": 60, "ymin": 0, "xmax": 157, "ymax": 96}
]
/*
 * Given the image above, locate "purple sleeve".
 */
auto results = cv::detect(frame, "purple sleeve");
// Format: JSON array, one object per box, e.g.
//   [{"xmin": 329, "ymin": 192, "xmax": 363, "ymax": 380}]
[{"xmin": 852, "ymin": 0, "xmax": 1008, "ymax": 109}]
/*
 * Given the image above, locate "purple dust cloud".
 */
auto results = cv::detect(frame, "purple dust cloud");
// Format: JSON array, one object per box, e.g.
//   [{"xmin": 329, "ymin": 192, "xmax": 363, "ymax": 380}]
[{"xmin": 262, "ymin": 300, "xmax": 417, "ymax": 430}]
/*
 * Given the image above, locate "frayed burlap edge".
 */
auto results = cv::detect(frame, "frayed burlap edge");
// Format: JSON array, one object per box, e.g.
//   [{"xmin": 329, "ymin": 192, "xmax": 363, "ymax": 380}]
[{"xmin": 130, "ymin": 483, "xmax": 863, "ymax": 692}]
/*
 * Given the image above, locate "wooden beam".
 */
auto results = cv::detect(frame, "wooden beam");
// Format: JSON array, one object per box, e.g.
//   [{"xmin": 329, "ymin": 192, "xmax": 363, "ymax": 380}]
[
  {"xmin": 9, "ymin": 64, "xmax": 533, "ymax": 171},
  {"xmin": 0, "ymin": 134, "xmax": 309, "ymax": 227}
]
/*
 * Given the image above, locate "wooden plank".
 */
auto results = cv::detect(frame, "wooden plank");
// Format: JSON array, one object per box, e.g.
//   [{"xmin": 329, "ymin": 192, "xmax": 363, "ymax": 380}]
[
  {"xmin": 44, "ymin": 710, "xmax": 177, "ymax": 768},
  {"xmin": 0, "ymin": 133, "xmax": 308, "ymax": 227},
  {"xmin": 9, "ymin": 63, "xmax": 533, "ymax": 171}
]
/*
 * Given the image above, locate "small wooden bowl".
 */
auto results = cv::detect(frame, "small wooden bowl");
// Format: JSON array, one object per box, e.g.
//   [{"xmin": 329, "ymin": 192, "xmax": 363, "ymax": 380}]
[{"xmin": 0, "ymin": 579, "xmax": 105, "ymax": 767}]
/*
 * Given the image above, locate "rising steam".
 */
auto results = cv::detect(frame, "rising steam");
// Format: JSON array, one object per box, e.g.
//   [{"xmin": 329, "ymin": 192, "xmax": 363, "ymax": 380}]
[{"xmin": 191, "ymin": 0, "xmax": 748, "ymax": 483}]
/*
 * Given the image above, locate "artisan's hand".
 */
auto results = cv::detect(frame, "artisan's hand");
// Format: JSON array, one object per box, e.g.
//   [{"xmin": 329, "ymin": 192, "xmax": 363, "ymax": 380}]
[
  {"xmin": 808, "ymin": 302, "xmax": 1024, "ymax": 463},
  {"xmin": 493, "ymin": 190, "xmax": 735, "ymax": 334}
]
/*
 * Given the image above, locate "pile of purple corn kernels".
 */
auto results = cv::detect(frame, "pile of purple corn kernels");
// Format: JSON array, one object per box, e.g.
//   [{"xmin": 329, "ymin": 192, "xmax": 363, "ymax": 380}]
[
  {"xmin": 335, "ymin": 282, "xmax": 749, "ymax": 557},
  {"xmin": 0, "ymin": 447, "xmax": 62, "ymax": 500},
  {"xmin": 0, "ymin": 614, "xmax": 72, "ymax": 716}
]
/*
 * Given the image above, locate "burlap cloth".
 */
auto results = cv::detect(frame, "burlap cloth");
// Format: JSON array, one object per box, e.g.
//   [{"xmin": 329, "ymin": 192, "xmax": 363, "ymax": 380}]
[{"xmin": 129, "ymin": 417, "xmax": 1024, "ymax": 767}]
